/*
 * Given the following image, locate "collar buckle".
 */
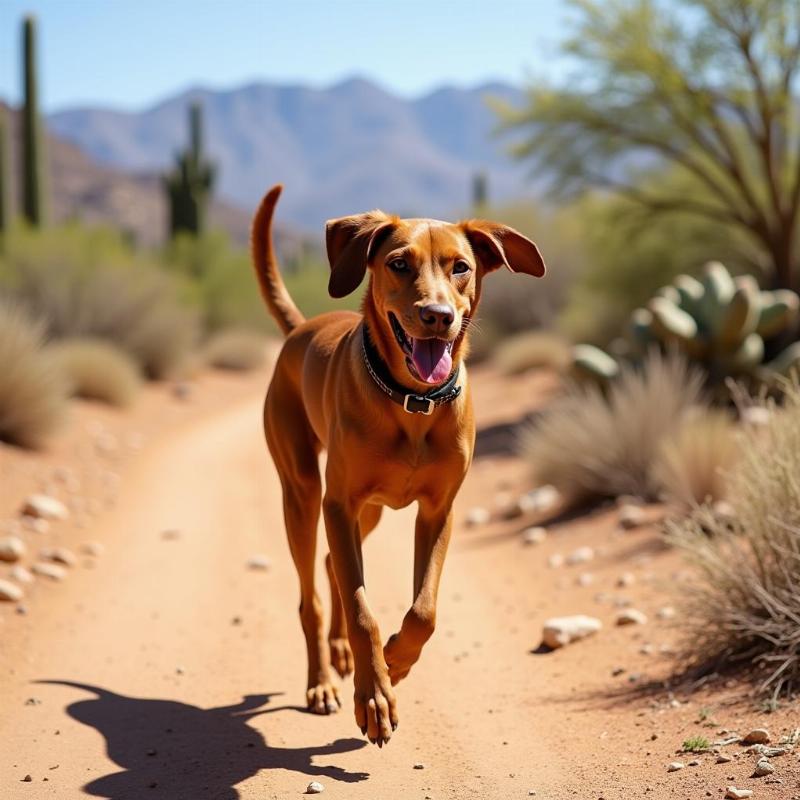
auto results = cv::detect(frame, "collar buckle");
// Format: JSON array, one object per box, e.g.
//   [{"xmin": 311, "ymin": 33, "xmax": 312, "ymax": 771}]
[{"xmin": 403, "ymin": 394, "xmax": 435, "ymax": 415}]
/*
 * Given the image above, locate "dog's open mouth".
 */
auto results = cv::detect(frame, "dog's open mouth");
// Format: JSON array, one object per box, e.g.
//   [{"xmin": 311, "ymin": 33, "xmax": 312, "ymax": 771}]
[{"xmin": 389, "ymin": 313, "xmax": 454, "ymax": 385}]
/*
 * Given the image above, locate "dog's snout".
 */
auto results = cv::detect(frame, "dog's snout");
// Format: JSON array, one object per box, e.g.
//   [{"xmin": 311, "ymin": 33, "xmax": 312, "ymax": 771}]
[{"xmin": 419, "ymin": 303, "xmax": 455, "ymax": 332}]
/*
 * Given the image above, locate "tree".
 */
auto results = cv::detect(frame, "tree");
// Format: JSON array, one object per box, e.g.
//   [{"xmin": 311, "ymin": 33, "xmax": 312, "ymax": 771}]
[{"xmin": 500, "ymin": 0, "xmax": 800, "ymax": 289}]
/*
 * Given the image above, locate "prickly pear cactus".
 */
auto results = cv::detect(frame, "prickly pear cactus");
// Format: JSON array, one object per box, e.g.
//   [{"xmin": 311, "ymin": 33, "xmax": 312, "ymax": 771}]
[{"xmin": 571, "ymin": 261, "xmax": 800, "ymax": 388}]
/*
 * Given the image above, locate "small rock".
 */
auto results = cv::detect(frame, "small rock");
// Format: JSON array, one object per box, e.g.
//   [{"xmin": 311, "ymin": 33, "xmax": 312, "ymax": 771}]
[
  {"xmin": 31, "ymin": 562, "xmax": 67, "ymax": 581},
  {"xmin": 21, "ymin": 774, "xmax": 33, "ymax": 782},
  {"xmin": 667, "ymin": 761, "xmax": 685, "ymax": 772},
  {"xmin": 306, "ymin": 781, "xmax": 324, "ymax": 794},
  {"xmin": 547, "ymin": 553, "xmax": 564, "ymax": 569},
  {"xmin": 743, "ymin": 728, "xmax": 771, "ymax": 744},
  {"xmin": 618, "ymin": 504, "xmax": 646, "ymax": 529},
  {"xmin": 615, "ymin": 608, "xmax": 648, "ymax": 626},
  {"xmin": 39, "ymin": 547, "xmax": 77, "ymax": 567},
  {"xmin": 80, "ymin": 542, "xmax": 104, "ymax": 557},
  {"xmin": 576, "ymin": 572, "xmax": 594, "ymax": 587},
  {"xmin": 753, "ymin": 758, "xmax": 775, "ymax": 777},
  {"xmin": 161, "ymin": 529, "xmax": 181, "ymax": 540},
  {"xmin": 172, "ymin": 382, "xmax": 192, "ymax": 401},
  {"xmin": 522, "ymin": 485, "xmax": 561, "ymax": 513},
  {"xmin": 639, "ymin": 643, "xmax": 655, "ymax": 655},
  {"xmin": 725, "ymin": 788, "xmax": 753, "ymax": 799},
  {"xmin": 246, "ymin": 554, "xmax": 271, "ymax": 571},
  {"xmin": 688, "ymin": 759, "xmax": 701, "ymax": 767},
  {"xmin": 0, "ymin": 536, "xmax": 25, "ymax": 563},
  {"xmin": 717, "ymin": 754, "xmax": 732, "ymax": 763},
  {"xmin": 541, "ymin": 615, "xmax": 602, "ymax": 649},
  {"xmin": 521, "ymin": 526, "xmax": 547, "ymax": 546},
  {"xmin": 465, "ymin": 506, "xmax": 490, "ymax": 527},
  {"xmin": 616, "ymin": 572, "xmax": 635, "ymax": 588},
  {"xmin": 656, "ymin": 606, "xmax": 676, "ymax": 620},
  {"xmin": 0, "ymin": 579, "xmax": 24, "ymax": 602},
  {"xmin": 21, "ymin": 494, "xmax": 68, "ymax": 521},
  {"xmin": 10, "ymin": 565, "xmax": 34, "ymax": 584},
  {"xmin": 566, "ymin": 546, "xmax": 594, "ymax": 565},
  {"xmin": 413, "ymin": 763, "xmax": 425, "ymax": 769}
]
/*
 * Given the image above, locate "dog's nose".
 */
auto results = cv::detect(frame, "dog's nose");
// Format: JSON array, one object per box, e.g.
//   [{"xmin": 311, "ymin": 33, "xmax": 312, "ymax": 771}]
[{"xmin": 419, "ymin": 303, "xmax": 455, "ymax": 332}]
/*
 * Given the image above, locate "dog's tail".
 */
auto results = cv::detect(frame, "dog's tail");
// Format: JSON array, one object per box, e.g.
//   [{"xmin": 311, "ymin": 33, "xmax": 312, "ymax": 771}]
[{"xmin": 250, "ymin": 184, "xmax": 305, "ymax": 336}]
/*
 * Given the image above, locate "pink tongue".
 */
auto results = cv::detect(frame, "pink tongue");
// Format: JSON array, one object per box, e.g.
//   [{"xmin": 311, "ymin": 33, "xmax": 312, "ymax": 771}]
[{"xmin": 411, "ymin": 338, "xmax": 452, "ymax": 384}]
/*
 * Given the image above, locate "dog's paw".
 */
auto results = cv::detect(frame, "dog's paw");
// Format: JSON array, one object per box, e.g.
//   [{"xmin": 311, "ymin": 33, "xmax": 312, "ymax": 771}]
[
  {"xmin": 383, "ymin": 632, "xmax": 417, "ymax": 686},
  {"xmin": 329, "ymin": 637, "xmax": 354, "ymax": 678},
  {"xmin": 306, "ymin": 681, "xmax": 341, "ymax": 715},
  {"xmin": 353, "ymin": 672, "xmax": 398, "ymax": 747}
]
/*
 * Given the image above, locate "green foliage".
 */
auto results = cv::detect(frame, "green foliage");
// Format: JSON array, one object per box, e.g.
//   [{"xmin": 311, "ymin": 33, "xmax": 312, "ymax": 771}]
[
  {"xmin": 0, "ymin": 108, "xmax": 9, "ymax": 236},
  {"xmin": 573, "ymin": 261, "xmax": 800, "ymax": 389},
  {"xmin": 0, "ymin": 224, "xmax": 198, "ymax": 378},
  {"xmin": 21, "ymin": 15, "xmax": 46, "ymax": 227},
  {"xmin": 163, "ymin": 103, "xmax": 215, "ymax": 238},
  {"xmin": 204, "ymin": 329, "xmax": 268, "ymax": 372},
  {"xmin": 500, "ymin": 0, "xmax": 800, "ymax": 289},
  {"xmin": 681, "ymin": 736, "xmax": 711, "ymax": 753}
]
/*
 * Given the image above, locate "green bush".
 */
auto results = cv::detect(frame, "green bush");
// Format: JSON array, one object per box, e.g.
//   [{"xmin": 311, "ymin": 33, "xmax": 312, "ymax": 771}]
[
  {"xmin": 204, "ymin": 329, "xmax": 268, "ymax": 371},
  {"xmin": 0, "ymin": 224, "xmax": 199, "ymax": 378}
]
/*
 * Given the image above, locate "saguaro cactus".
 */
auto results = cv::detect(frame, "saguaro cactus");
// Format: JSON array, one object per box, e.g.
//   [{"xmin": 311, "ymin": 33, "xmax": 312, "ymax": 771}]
[
  {"xmin": 21, "ymin": 15, "xmax": 46, "ymax": 227},
  {"xmin": 0, "ymin": 108, "xmax": 10, "ymax": 236},
  {"xmin": 163, "ymin": 102, "xmax": 215, "ymax": 238}
]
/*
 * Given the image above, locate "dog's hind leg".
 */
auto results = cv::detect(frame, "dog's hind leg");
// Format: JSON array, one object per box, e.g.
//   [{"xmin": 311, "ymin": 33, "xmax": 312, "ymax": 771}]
[
  {"xmin": 265, "ymin": 387, "xmax": 338, "ymax": 715},
  {"xmin": 326, "ymin": 503, "xmax": 383, "ymax": 678}
]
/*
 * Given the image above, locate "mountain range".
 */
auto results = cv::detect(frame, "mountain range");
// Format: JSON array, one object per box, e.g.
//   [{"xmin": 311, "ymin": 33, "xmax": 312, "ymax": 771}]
[{"xmin": 47, "ymin": 78, "xmax": 533, "ymax": 230}]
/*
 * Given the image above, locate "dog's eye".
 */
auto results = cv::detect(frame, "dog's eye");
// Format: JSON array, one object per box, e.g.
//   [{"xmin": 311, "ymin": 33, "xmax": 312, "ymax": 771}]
[
  {"xmin": 453, "ymin": 260, "xmax": 471, "ymax": 275},
  {"xmin": 387, "ymin": 258, "xmax": 408, "ymax": 273}
]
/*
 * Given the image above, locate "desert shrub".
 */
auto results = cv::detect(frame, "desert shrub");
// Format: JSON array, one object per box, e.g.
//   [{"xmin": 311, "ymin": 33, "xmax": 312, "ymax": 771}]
[
  {"xmin": 48, "ymin": 338, "xmax": 142, "ymax": 407},
  {"xmin": 522, "ymin": 351, "xmax": 704, "ymax": 501},
  {"xmin": 493, "ymin": 331, "xmax": 572, "ymax": 375},
  {"xmin": 653, "ymin": 409, "xmax": 738, "ymax": 510},
  {"xmin": 666, "ymin": 383, "xmax": 800, "ymax": 698},
  {"xmin": 204, "ymin": 329, "xmax": 268, "ymax": 371},
  {"xmin": 0, "ymin": 225, "xmax": 199, "ymax": 379},
  {"xmin": 0, "ymin": 300, "xmax": 69, "ymax": 448}
]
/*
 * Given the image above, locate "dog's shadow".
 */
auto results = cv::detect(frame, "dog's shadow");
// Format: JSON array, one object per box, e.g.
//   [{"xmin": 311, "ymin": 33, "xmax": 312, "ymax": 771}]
[{"xmin": 37, "ymin": 680, "xmax": 368, "ymax": 799}]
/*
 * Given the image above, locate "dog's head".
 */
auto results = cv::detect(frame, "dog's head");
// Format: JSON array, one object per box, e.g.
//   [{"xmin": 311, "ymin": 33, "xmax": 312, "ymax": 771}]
[{"xmin": 326, "ymin": 212, "xmax": 546, "ymax": 387}]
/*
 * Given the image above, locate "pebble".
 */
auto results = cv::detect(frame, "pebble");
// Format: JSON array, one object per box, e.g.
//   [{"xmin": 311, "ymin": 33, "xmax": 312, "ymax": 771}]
[
  {"xmin": 656, "ymin": 606, "xmax": 676, "ymax": 620},
  {"xmin": 413, "ymin": 763, "xmax": 425, "ymax": 769},
  {"xmin": 576, "ymin": 573, "xmax": 594, "ymax": 587},
  {"xmin": 172, "ymin": 382, "xmax": 192, "ymax": 401},
  {"xmin": 0, "ymin": 536, "xmax": 25, "ymax": 563},
  {"xmin": 566, "ymin": 546, "xmax": 594, "ymax": 565},
  {"xmin": 465, "ymin": 506, "xmax": 490, "ymax": 527},
  {"xmin": 10, "ymin": 565, "xmax": 34, "ymax": 584},
  {"xmin": 547, "ymin": 553, "xmax": 564, "ymax": 569},
  {"xmin": 80, "ymin": 542, "xmax": 105, "ymax": 557},
  {"xmin": 21, "ymin": 774, "xmax": 32, "ymax": 782},
  {"xmin": 616, "ymin": 608, "xmax": 648, "ymax": 626},
  {"xmin": 618, "ymin": 504, "xmax": 646, "ymax": 529},
  {"xmin": 246, "ymin": 555, "xmax": 271, "ymax": 571},
  {"xmin": 688, "ymin": 759, "xmax": 701, "ymax": 766},
  {"xmin": 31, "ymin": 562, "xmax": 67, "ymax": 581},
  {"xmin": 542, "ymin": 615, "xmax": 602, "ymax": 649},
  {"xmin": 753, "ymin": 758, "xmax": 774, "ymax": 776},
  {"xmin": 0, "ymin": 579, "xmax": 24, "ymax": 602},
  {"xmin": 161, "ymin": 529, "xmax": 181, "ymax": 540},
  {"xmin": 725, "ymin": 788, "xmax": 753, "ymax": 799},
  {"xmin": 39, "ymin": 547, "xmax": 77, "ymax": 567},
  {"xmin": 521, "ymin": 526, "xmax": 547, "ymax": 546},
  {"xmin": 21, "ymin": 494, "xmax": 69, "ymax": 521},
  {"xmin": 742, "ymin": 728, "xmax": 771, "ymax": 744},
  {"xmin": 306, "ymin": 781, "xmax": 324, "ymax": 794},
  {"xmin": 616, "ymin": 572, "xmax": 635, "ymax": 588},
  {"xmin": 716, "ymin": 754, "xmax": 732, "ymax": 764},
  {"xmin": 667, "ymin": 761, "xmax": 684, "ymax": 772}
]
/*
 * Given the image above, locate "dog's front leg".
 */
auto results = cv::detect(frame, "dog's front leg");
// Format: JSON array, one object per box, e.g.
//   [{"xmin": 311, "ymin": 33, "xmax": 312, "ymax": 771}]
[
  {"xmin": 322, "ymin": 494, "xmax": 398, "ymax": 746},
  {"xmin": 383, "ymin": 502, "xmax": 453, "ymax": 685}
]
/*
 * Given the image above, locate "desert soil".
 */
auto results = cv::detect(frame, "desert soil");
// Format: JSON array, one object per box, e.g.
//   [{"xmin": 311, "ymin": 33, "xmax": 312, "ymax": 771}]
[{"xmin": 1, "ymin": 357, "xmax": 798, "ymax": 800}]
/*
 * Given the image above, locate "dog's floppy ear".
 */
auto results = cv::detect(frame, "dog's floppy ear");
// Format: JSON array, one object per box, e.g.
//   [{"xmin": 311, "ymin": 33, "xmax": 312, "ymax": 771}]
[
  {"xmin": 460, "ymin": 220, "xmax": 546, "ymax": 277},
  {"xmin": 325, "ymin": 211, "xmax": 396, "ymax": 298}
]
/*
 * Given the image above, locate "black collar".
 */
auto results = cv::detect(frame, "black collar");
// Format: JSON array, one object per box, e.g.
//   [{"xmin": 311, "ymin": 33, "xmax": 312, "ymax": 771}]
[{"xmin": 361, "ymin": 324, "xmax": 462, "ymax": 414}]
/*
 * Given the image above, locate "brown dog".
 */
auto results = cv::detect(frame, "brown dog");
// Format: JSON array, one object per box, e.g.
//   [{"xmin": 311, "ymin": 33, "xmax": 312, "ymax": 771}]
[{"xmin": 251, "ymin": 185, "xmax": 545, "ymax": 746}]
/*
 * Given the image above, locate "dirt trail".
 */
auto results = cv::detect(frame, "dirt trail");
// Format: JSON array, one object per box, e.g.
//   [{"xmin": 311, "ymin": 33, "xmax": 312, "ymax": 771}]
[{"xmin": 1, "ymin": 367, "xmax": 798, "ymax": 800}]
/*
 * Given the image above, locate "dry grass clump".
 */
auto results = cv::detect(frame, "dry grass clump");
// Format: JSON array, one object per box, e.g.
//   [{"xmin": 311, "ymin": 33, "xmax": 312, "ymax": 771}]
[
  {"xmin": 0, "ymin": 301, "xmax": 69, "ymax": 448},
  {"xmin": 653, "ymin": 409, "xmax": 738, "ymax": 510},
  {"xmin": 48, "ymin": 338, "xmax": 142, "ymax": 407},
  {"xmin": 493, "ymin": 331, "xmax": 572, "ymax": 376},
  {"xmin": 666, "ymin": 383, "xmax": 800, "ymax": 699},
  {"xmin": 204, "ymin": 330, "xmax": 268, "ymax": 372},
  {"xmin": 521, "ymin": 351, "xmax": 704, "ymax": 501}
]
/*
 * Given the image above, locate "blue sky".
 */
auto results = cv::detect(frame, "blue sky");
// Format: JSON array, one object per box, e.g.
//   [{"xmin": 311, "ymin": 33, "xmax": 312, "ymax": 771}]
[{"xmin": 0, "ymin": 0, "xmax": 572, "ymax": 111}]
